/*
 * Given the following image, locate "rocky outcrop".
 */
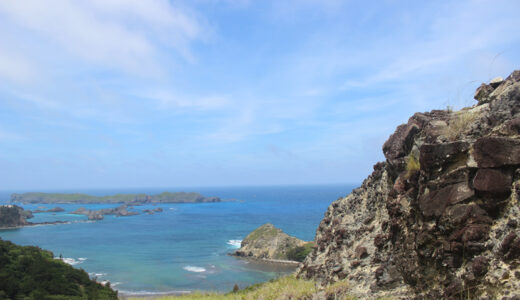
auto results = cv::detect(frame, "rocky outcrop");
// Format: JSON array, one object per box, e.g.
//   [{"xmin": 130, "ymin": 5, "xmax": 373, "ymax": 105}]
[
  {"xmin": 71, "ymin": 205, "xmax": 138, "ymax": 221},
  {"xmin": 33, "ymin": 207, "xmax": 65, "ymax": 213},
  {"xmin": 298, "ymin": 70, "xmax": 520, "ymax": 299},
  {"xmin": 0, "ymin": 205, "xmax": 30, "ymax": 228},
  {"xmin": 234, "ymin": 223, "xmax": 312, "ymax": 263},
  {"xmin": 143, "ymin": 207, "xmax": 163, "ymax": 215}
]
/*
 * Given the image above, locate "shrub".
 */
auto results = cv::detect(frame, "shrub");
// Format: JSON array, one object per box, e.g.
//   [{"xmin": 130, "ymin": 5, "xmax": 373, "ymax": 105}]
[{"xmin": 287, "ymin": 242, "xmax": 314, "ymax": 262}]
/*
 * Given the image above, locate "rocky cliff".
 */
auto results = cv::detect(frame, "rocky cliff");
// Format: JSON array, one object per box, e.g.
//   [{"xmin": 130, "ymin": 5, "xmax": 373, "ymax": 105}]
[
  {"xmin": 0, "ymin": 205, "xmax": 30, "ymax": 228},
  {"xmin": 234, "ymin": 223, "xmax": 313, "ymax": 262},
  {"xmin": 298, "ymin": 70, "xmax": 520, "ymax": 299}
]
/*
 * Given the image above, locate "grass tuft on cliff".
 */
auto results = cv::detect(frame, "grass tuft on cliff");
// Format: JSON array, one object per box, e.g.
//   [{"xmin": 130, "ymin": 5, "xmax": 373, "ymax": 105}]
[
  {"xmin": 444, "ymin": 109, "xmax": 478, "ymax": 141},
  {"xmin": 129, "ymin": 276, "xmax": 318, "ymax": 300}
]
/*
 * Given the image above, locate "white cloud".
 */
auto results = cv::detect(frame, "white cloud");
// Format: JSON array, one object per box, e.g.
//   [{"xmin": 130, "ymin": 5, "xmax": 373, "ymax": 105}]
[
  {"xmin": 0, "ymin": 128, "xmax": 22, "ymax": 141},
  {"xmin": 143, "ymin": 90, "xmax": 231, "ymax": 110},
  {"xmin": 0, "ymin": 47, "xmax": 36, "ymax": 83},
  {"xmin": 0, "ymin": 0, "xmax": 205, "ymax": 75}
]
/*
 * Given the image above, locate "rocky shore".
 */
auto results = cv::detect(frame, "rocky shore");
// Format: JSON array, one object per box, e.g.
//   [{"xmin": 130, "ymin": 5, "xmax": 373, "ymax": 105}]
[
  {"xmin": 298, "ymin": 70, "xmax": 520, "ymax": 299},
  {"xmin": 0, "ymin": 205, "xmax": 70, "ymax": 229}
]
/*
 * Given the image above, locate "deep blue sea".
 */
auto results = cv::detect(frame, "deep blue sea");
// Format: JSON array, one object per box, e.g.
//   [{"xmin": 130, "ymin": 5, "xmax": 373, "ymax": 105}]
[{"xmin": 0, "ymin": 185, "xmax": 355, "ymax": 296}]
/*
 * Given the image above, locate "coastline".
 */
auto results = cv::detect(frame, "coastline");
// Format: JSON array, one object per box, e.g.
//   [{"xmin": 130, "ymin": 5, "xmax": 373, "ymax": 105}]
[
  {"xmin": 0, "ymin": 220, "xmax": 70, "ymax": 230},
  {"xmin": 118, "ymin": 290, "xmax": 191, "ymax": 300},
  {"xmin": 229, "ymin": 253, "xmax": 301, "ymax": 266}
]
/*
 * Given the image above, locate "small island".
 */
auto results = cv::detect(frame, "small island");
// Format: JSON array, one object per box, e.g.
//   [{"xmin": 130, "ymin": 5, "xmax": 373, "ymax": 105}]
[
  {"xmin": 233, "ymin": 223, "xmax": 314, "ymax": 264},
  {"xmin": 10, "ymin": 191, "xmax": 221, "ymax": 204}
]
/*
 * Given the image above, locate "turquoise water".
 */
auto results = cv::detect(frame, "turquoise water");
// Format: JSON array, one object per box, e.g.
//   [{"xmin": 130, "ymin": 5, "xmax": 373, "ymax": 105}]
[{"xmin": 0, "ymin": 185, "xmax": 354, "ymax": 295}]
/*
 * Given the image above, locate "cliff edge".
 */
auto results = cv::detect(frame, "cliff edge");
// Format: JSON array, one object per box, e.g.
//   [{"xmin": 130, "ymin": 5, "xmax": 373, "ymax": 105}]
[
  {"xmin": 298, "ymin": 70, "xmax": 520, "ymax": 299},
  {"xmin": 0, "ymin": 205, "xmax": 30, "ymax": 228}
]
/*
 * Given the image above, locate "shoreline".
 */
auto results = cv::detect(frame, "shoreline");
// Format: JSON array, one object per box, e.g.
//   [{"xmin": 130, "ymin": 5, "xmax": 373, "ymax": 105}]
[
  {"xmin": 229, "ymin": 253, "xmax": 301, "ymax": 266},
  {"xmin": 118, "ymin": 290, "xmax": 191, "ymax": 300},
  {"xmin": 0, "ymin": 220, "xmax": 78, "ymax": 230}
]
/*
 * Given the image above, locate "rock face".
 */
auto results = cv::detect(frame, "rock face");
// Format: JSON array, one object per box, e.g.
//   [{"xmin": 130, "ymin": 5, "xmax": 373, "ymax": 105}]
[
  {"xmin": 0, "ymin": 205, "xmax": 30, "ymax": 228},
  {"xmin": 234, "ymin": 223, "xmax": 310, "ymax": 262},
  {"xmin": 298, "ymin": 70, "xmax": 520, "ymax": 299}
]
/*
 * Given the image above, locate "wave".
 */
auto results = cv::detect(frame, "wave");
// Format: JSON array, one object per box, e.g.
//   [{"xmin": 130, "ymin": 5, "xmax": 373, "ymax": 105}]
[
  {"xmin": 227, "ymin": 239, "xmax": 242, "ymax": 248},
  {"xmin": 117, "ymin": 289, "xmax": 191, "ymax": 296},
  {"xmin": 57, "ymin": 257, "xmax": 86, "ymax": 265},
  {"xmin": 183, "ymin": 265, "xmax": 206, "ymax": 273}
]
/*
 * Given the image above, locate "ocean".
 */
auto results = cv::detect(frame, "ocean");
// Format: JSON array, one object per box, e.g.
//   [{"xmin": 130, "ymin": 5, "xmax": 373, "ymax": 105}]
[{"xmin": 0, "ymin": 185, "xmax": 355, "ymax": 296}]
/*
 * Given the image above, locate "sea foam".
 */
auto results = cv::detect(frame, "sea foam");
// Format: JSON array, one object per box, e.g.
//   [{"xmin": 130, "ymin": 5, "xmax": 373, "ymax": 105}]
[
  {"xmin": 227, "ymin": 239, "xmax": 242, "ymax": 248},
  {"xmin": 57, "ymin": 257, "xmax": 86, "ymax": 265},
  {"xmin": 183, "ymin": 266, "xmax": 206, "ymax": 273}
]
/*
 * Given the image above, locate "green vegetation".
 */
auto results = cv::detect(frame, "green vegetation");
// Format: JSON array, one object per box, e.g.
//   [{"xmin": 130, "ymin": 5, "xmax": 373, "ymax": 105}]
[
  {"xmin": 287, "ymin": 242, "xmax": 314, "ymax": 262},
  {"xmin": 130, "ymin": 276, "xmax": 319, "ymax": 300},
  {"xmin": 242, "ymin": 223, "xmax": 280, "ymax": 243},
  {"xmin": 405, "ymin": 151, "xmax": 421, "ymax": 178},
  {"xmin": 129, "ymin": 276, "xmax": 364, "ymax": 300},
  {"xmin": 0, "ymin": 238, "xmax": 117, "ymax": 300},
  {"xmin": 10, "ymin": 192, "xmax": 219, "ymax": 204}
]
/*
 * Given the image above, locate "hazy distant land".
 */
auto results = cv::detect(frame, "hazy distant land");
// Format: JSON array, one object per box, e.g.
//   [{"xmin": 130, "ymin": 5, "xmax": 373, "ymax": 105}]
[{"xmin": 10, "ymin": 192, "xmax": 221, "ymax": 204}]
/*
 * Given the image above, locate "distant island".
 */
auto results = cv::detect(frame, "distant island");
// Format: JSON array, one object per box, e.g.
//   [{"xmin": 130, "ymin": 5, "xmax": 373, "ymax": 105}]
[{"xmin": 10, "ymin": 192, "xmax": 221, "ymax": 204}]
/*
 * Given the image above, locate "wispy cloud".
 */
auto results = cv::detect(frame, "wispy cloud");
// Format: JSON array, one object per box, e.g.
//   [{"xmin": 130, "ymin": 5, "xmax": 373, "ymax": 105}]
[
  {"xmin": 0, "ymin": 0, "xmax": 206, "ymax": 76},
  {"xmin": 1, "ymin": 0, "xmax": 520, "ymax": 188}
]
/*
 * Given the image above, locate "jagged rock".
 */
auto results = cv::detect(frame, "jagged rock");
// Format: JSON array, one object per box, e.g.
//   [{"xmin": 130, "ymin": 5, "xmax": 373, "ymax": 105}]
[
  {"xmin": 298, "ymin": 70, "xmax": 520, "ymax": 299},
  {"xmin": 473, "ymin": 168, "xmax": 512, "ymax": 195},
  {"xmin": 474, "ymin": 83, "xmax": 495, "ymax": 103},
  {"xmin": 419, "ymin": 182, "xmax": 474, "ymax": 218},
  {"xmin": 473, "ymin": 137, "xmax": 520, "ymax": 168},
  {"xmin": 419, "ymin": 141, "xmax": 469, "ymax": 174},
  {"xmin": 88, "ymin": 213, "xmax": 104, "ymax": 220}
]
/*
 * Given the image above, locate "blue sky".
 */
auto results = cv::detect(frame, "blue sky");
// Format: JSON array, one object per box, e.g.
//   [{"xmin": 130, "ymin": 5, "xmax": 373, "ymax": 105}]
[{"xmin": 1, "ymin": 0, "xmax": 520, "ymax": 190}]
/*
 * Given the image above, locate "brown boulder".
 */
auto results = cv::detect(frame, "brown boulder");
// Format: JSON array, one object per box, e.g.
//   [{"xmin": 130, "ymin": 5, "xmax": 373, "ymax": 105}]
[
  {"xmin": 471, "ymin": 256, "xmax": 489, "ymax": 277},
  {"xmin": 355, "ymin": 246, "xmax": 368, "ymax": 259},
  {"xmin": 420, "ymin": 141, "xmax": 469, "ymax": 173},
  {"xmin": 473, "ymin": 137, "xmax": 520, "ymax": 168},
  {"xmin": 474, "ymin": 83, "xmax": 495, "ymax": 104},
  {"xmin": 473, "ymin": 168, "xmax": 512, "ymax": 195},
  {"xmin": 383, "ymin": 123, "xmax": 419, "ymax": 164},
  {"xmin": 419, "ymin": 183, "xmax": 474, "ymax": 218},
  {"xmin": 449, "ymin": 224, "xmax": 490, "ymax": 243},
  {"xmin": 500, "ymin": 232, "xmax": 520, "ymax": 260}
]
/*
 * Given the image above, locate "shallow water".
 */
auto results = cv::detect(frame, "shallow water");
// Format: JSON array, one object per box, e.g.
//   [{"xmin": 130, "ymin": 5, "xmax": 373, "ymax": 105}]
[{"xmin": 0, "ymin": 185, "xmax": 355, "ymax": 294}]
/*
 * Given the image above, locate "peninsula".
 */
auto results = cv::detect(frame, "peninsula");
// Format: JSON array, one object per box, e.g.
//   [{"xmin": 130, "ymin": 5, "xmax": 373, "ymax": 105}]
[{"xmin": 10, "ymin": 191, "xmax": 221, "ymax": 204}]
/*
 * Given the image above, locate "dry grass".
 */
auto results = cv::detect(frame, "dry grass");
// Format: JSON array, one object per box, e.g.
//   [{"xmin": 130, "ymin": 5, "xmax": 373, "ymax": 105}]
[
  {"xmin": 405, "ymin": 152, "xmax": 420, "ymax": 178},
  {"xmin": 444, "ymin": 110, "xmax": 478, "ymax": 141},
  {"xmin": 324, "ymin": 280, "xmax": 355, "ymax": 300},
  {"xmin": 129, "ymin": 276, "xmax": 319, "ymax": 300}
]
